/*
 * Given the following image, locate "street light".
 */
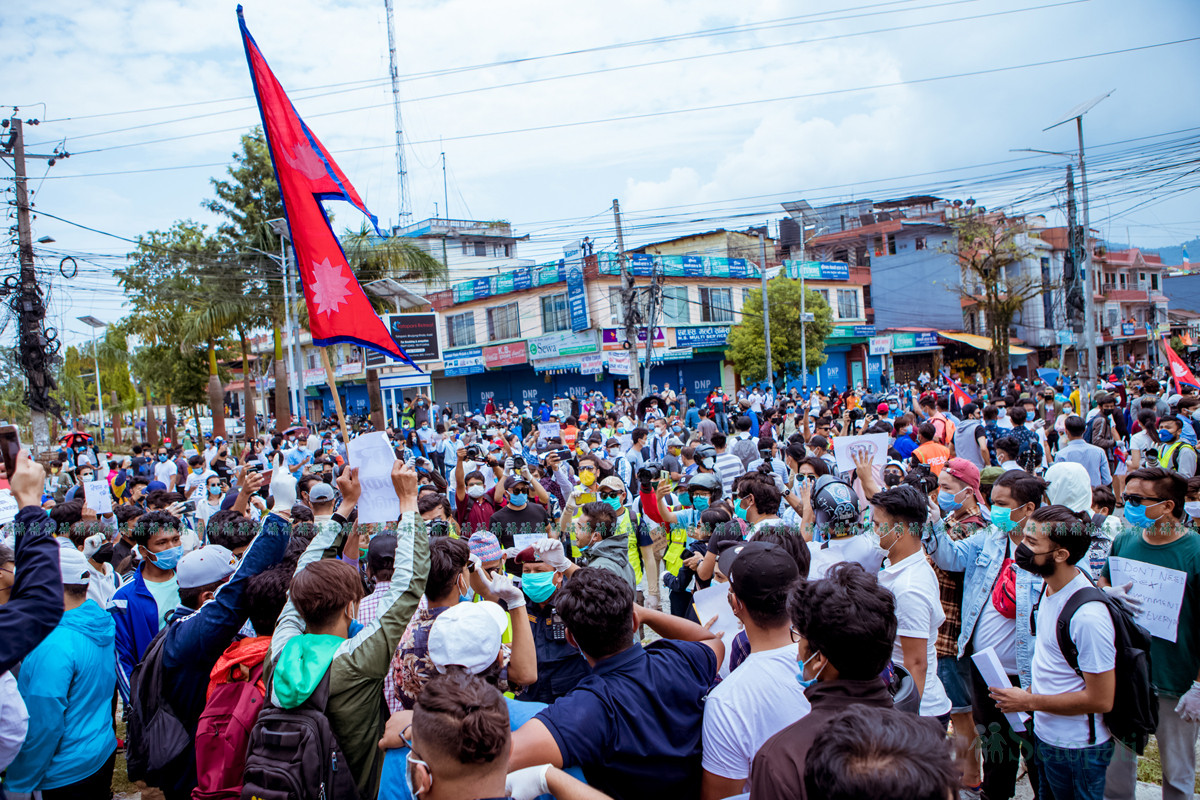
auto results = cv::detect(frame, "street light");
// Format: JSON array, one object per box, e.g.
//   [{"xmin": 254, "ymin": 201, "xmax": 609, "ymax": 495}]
[
  {"xmin": 265, "ymin": 218, "xmax": 303, "ymax": 426},
  {"xmin": 78, "ymin": 315, "xmax": 107, "ymax": 443}
]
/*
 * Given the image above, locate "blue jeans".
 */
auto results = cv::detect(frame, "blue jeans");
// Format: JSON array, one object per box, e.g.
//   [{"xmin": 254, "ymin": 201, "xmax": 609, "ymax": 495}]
[{"xmin": 1036, "ymin": 737, "xmax": 1113, "ymax": 800}]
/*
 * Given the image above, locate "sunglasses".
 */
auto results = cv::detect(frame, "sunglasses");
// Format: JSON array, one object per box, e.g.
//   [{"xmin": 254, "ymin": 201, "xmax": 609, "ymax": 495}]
[
  {"xmin": 598, "ymin": 490, "xmax": 622, "ymax": 500},
  {"xmin": 1121, "ymin": 494, "xmax": 1167, "ymax": 508}
]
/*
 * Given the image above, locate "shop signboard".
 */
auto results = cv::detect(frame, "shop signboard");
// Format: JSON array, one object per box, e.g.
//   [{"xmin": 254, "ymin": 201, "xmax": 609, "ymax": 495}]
[
  {"xmin": 1121, "ymin": 322, "xmax": 1136, "ymax": 336},
  {"xmin": 566, "ymin": 260, "xmax": 589, "ymax": 332},
  {"xmin": 630, "ymin": 254, "xmax": 655, "ymax": 277},
  {"xmin": 483, "ymin": 342, "xmax": 527, "ymax": 367},
  {"xmin": 387, "ymin": 313, "xmax": 441, "ymax": 363},
  {"xmin": 444, "ymin": 348, "xmax": 485, "ymax": 377},
  {"xmin": 675, "ymin": 326, "xmax": 730, "ymax": 348},
  {"xmin": 868, "ymin": 336, "xmax": 891, "ymax": 355},
  {"xmin": 784, "ymin": 261, "xmax": 851, "ymax": 281},
  {"xmin": 303, "ymin": 368, "xmax": 324, "ymax": 387},
  {"xmin": 602, "ymin": 327, "xmax": 666, "ymax": 350},
  {"xmin": 580, "ymin": 353, "xmax": 604, "ymax": 375},
  {"xmin": 528, "ymin": 329, "xmax": 598, "ymax": 359}
]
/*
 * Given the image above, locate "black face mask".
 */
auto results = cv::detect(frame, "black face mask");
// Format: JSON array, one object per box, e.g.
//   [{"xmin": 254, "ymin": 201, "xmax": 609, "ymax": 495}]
[
  {"xmin": 1013, "ymin": 542, "xmax": 1057, "ymax": 576},
  {"xmin": 427, "ymin": 519, "xmax": 451, "ymax": 537}
]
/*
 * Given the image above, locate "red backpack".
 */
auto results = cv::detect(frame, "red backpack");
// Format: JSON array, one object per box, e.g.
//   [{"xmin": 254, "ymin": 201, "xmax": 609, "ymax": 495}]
[{"xmin": 192, "ymin": 637, "xmax": 271, "ymax": 800}]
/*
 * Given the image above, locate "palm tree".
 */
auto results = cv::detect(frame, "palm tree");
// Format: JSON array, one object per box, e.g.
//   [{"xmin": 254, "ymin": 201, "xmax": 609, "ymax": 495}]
[{"xmin": 180, "ymin": 295, "xmax": 253, "ymax": 442}]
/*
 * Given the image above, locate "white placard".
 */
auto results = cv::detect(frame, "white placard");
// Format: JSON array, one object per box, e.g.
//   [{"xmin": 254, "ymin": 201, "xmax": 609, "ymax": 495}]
[
  {"xmin": 580, "ymin": 353, "xmax": 604, "ymax": 376},
  {"xmin": 1108, "ymin": 556, "xmax": 1187, "ymax": 643},
  {"xmin": 348, "ymin": 431, "xmax": 400, "ymax": 525},
  {"xmin": 832, "ymin": 433, "xmax": 889, "ymax": 474},
  {"xmin": 971, "ymin": 646, "xmax": 1029, "ymax": 730},
  {"xmin": 84, "ymin": 480, "xmax": 113, "ymax": 514},
  {"xmin": 692, "ymin": 581, "xmax": 741, "ymax": 678},
  {"xmin": 607, "ymin": 352, "xmax": 631, "ymax": 376},
  {"xmin": 539, "ymin": 422, "xmax": 561, "ymax": 442},
  {"xmin": 513, "ymin": 533, "xmax": 548, "ymax": 552},
  {"xmin": 0, "ymin": 490, "xmax": 17, "ymax": 525},
  {"xmin": 869, "ymin": 335, "xmax": 892, "ymax": 356}
]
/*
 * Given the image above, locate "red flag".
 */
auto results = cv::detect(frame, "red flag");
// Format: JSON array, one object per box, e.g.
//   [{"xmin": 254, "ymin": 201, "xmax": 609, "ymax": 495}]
[
  {"xmin": 941, "ymin": 369, "xmax": 972, "ymax": 407},
  {"xmin": 1162, "ymin": 337, "xmax": 1200, "ymax": 392},
  {"xmin": 238, "ymin": 8, "xmax": 417, "ymax": 368}
]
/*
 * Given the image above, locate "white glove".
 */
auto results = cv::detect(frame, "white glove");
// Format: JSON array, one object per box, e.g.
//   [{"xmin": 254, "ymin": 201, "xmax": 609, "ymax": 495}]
[
  {"xmin": 505, "ymin": 765, "xmax": 551, "ymax": 800},
  {"xmin": 532, "ymin": 538, "xmax": 571, "ymax": 573},
  {"xmin": 269, "ymin": 454, "xmax": 297, "ymax": 513},
  {"xmin": 83, "ymin": 532, "xmax": 105, "ymax": 559},
  {"xmin": 504, "ymin": 457, "xmax": 515, "ymax": 473},
  {"xmin": 485, "ymin": 570, "xmax": 526, "ymax": 610},
  {"xmin": 1102, "ymin": 581, "xmax": 1144, "ymax": 612},
  {"xmin": 1174, "ymin": 681, "xmax": 1200, "ymax": 723},
  {"xmin": 469, "ymin": 552, "xmax": 483, "ymax": 576}
]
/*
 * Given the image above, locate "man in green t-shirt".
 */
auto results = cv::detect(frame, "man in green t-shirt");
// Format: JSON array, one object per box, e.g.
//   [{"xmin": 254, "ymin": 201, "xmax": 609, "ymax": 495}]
[{"xmin": 1100, "ymin": 467, "xmax": 1200, "ymax": 800}]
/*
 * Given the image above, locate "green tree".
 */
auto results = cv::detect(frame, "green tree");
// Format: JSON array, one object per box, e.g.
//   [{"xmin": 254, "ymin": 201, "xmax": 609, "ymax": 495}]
[
  {"xmin": 726, "ymin": 278, "xmax": 835, "ymax": 387},
  {"xmin": 0, "ymin": 348, "xmax": 32, "ymax": 432},
  {"xmin": 946, "ymin": 211, "xmax": 1045, "ymax": 380}
]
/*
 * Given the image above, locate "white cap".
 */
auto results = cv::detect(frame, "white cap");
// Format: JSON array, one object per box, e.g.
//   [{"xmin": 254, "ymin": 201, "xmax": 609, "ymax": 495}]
[
  {"xmin": 58, "ymin": 539, "xmax": 90, "ymax": 585},
  {"xmin": 428, "ymin": 601, "xmax": 509, "ymax": 674},
  {"xmin": 177, "ymin": 545, "xmax": 237, "ymax": 589}
]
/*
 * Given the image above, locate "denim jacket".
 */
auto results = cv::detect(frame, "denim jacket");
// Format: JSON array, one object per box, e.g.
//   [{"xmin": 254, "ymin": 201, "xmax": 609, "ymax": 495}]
[{"xmin": 923, "ymin": 523, "xmax": 1043, "ymax": 689}]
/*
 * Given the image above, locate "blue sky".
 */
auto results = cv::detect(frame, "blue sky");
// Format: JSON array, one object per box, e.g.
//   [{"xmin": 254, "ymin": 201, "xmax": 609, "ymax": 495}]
[{"xmin": 3, "ymin": 0, "xmax": 1198, "ymax": 347}]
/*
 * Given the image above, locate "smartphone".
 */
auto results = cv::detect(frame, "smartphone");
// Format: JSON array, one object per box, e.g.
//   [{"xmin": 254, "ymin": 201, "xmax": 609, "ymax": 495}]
[
  {"xmin": 244, "ymin": 463, "xmax": 262, "ymax": 474},
  {"xmin": 182, "ymin": 500, "xmax": 197, "ymax": 514},
  {"xmin": 260, "ymin": 469, "xmax": 273, "ymax": 486},
  {"xmin": 0, "ymin": 426, "xmax": 19, "ymax": 476}
]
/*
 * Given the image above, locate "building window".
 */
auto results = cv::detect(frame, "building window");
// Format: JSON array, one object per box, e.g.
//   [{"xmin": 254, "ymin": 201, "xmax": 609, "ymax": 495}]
[
  {"xmin": 815, "ymin": 288, "xmax": 830, "ymax": 308},
  {"xmin": 837, "ymin": 289, "xmax": 859, "ymax": 319},
  {"xmin": 700, "ymin": 287, "xmax": 733, "ymax": 323},
  {"xmin": 446, "ymin": 312, "xmax": 476, "ymax": 347},
  {"xmin": 487, "ymin": 302, "xmax": 520, "ymax": 341},
  {"xmin": 1151, "ymin": 273, "xmax": 1159, "ymax": 291},
  {"xmin": 741, "ymin": 287, "xmax": 752, "ymax": 308},
  {"xmin": 855, "ymin": 245, "xmax": 869, "ymax": 267},
  {"xmin": 474, "ymin": 241, "xmax": 488, "ymax": 257},
  {"xmin": 862, "ymin": 284, "xmax": 872, "ymax": 311},
  {"xmin": 541, "ymin": 293, "xmax": 570, "ymax": 333},
  {"xmin": 886, "ymin": 234, "xmax": 897, "ymax": 255},
  {"xmin": 915, "ymin": 236, "xmax": 926, "ymax": 251},
  {"xmin": 307, "ymin": 352, "xmax": 317, "ymax": 369},
  {"xmin": 608, "ymin": 287, "xmax": 624, "ymax": 324},
  {"xmin": 833, "ymin": 248, "xmax": 849, "ymax": 263},
  {"xmin": 1119, "ymin": 273, "xmax": 1127, "ymax": 289},
  {"xmin": 661, "ymin": 286, "xmax": 690, "ymax": 325}
]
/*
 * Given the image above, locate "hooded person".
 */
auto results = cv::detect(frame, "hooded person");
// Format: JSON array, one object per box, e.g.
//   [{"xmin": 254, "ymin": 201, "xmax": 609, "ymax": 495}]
[
  {"xmin": 4, "ymin": 545, "xmax": 118, "ymax": 797},
  {"xmin": 1044, "ymin": 460, "xmax": 1109, "ymax": 575}
]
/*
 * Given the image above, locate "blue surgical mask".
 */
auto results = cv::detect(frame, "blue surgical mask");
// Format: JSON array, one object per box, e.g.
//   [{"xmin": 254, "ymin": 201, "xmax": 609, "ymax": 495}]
[
  {"xmin": 208, "ymin": 485, "xmax": 222, "ymax": 496},
  {"xmin": 603, "ymin": 495, "xmax": 622, "ymax": 512},
  {"xmin": 508, "ymin": 492, "xmax": 527, "ymax": 507},
  {"xmin": 158, "ymin": 455, "xmax": 168, "ymax": 462},
  {"xmin": 692, "ymin": 495, "xmax": 710, "ymax": 512},
  {"xmin": 522, "ymin": 571, "xmax": 557, "ymax": 603},
  {"xmin": 990, "ymin": 506, "xmax": 1017, "ymax": 532},
  {"xmin": 679, "ymin": 493, "xmax": 692, "ymax": 509},
  {"xmin": 147, "ymin": 545, "xmax": 183, "ymax": 571},
  {"xmin": 937, "ymin": 490, "xmax": 964, "ymax": 513},
  {"xmin": 192, "ymin": 467, "xmax": 203, "ymax": 474},
  {"xmin": 734, "ymin": 497, "xmax": 749, "ymax": 521},
  {"xmin": 1157, "ymin": 429, "xmax": 1175, "ymax": 442},
  {"xmin": 348, "ymin": 620, "xmax": 364, "ymax": 639},
  {"xmin": 796, "ymin": 651, "xmax": 824, "ymax": 689},
  {"xmin": 1123, "ymin": 502, "xmax": 1162, "ymax": 528}
]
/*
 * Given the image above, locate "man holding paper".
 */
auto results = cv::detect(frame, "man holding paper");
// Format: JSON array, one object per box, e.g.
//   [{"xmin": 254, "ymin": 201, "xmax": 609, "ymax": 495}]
[{"xmin": 1100, "ymin": 466, "xmax": 1200, "ymax": 800}]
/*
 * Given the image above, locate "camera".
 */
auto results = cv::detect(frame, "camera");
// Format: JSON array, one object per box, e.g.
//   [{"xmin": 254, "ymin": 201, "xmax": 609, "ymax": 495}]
[
  {"xmin": 637, "ymin": 463, "xmax": 662, "ymax": 486},
  {"xmin": 511, "ymin": 455, "xmax": 526, "ymax": 471},
  {"xmin": 465, "ymin": 444, "xmax": 483, "ymax": 461}
]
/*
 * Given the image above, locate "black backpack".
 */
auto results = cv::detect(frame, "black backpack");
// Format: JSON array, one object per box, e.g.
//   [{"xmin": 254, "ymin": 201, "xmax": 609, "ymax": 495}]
[
  {"xmin": 126, "ymin": 621, "xmax": 191, "ymax": 785},
  {"xmin": 241, "ymin": 666, "xmax": 360, "ymax": 800},
  {"xmin": 1041, "ymin": 583, "xmax": 1159, "ymax": 754}
]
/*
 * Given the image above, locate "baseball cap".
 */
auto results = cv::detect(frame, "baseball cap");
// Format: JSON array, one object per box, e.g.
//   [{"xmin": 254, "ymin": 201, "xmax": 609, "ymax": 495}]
[
  {"xmin": 428, "ymin": 601, "xmax": 510, "ymax": 674},
  {"xmin": 58, "ymin": 540, "xmax": 91, "ymax": 585},
  {"xmin": 308, "ymin": 483, "xmax": 335, "ymax": 503},
  {"xmin": 367, "ymin": 534, "xmax": 396, "ymax": 574},
  {"xmin": 147, "ymin": 480, "xmax": 167, "ymax": 493},
  {"xmin": 717, "ymin": 541, "xmax": 799, "ymax": 605},
  {"xmin": 943, "ymin": 457, "xmax": 987, "ymax": 509},
  {"xmin": 877, "ymin": 402, "xmax": 889, "ymax": 414},
  {"xmin": 504, "ymin": 475, "xmax": 531, "ymax": 491},
  {"xmin": 666, "ymin": 437, "xmax": 684, "ymax": 448},
  {"xmin": 468, "ymin": 532, "xmax": 503, "ymax": 563},
  {"xmin": 177, "ymin": 545, "xmax": 237, "ymax": 590},
  {"xmin": 598, "ymin": 476, "xmax": 625, "ymax": 493},
  {"xmin": 979, "ymin": 466, "xmax": 1004, "ymax": 487}
]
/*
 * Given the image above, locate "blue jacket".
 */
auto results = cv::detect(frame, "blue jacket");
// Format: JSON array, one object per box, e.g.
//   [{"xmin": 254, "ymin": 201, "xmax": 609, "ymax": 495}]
[
  {"xmin": 924, "ymin": 523, "xmax": 1043, "ymax": 689},
  {"xmin": 0, "ymin": 505, "xmax": 63, "ymax": 673},
  {"xmin": 155, "ymin": 513, "xmax": 291, "ymax": 796},
  {"xmin": 5, "ymin": 600, "xmax": 118, "ymax": 792},
  {"xmin": 108, "ymin": 561, "xmax": 165, "ymax": 701}
]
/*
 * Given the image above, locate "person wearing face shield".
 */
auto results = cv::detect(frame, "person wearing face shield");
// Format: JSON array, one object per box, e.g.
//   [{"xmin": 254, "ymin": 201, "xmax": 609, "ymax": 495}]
[{"xmin": 920, "ymin": 469, "xmax": 1050, "ymax": 800}]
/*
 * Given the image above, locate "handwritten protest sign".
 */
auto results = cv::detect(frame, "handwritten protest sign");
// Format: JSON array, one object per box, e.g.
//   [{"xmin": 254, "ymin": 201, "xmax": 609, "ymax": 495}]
[
  {"xmin": 538, "ymin": 422, "xmax": 561, "ymax": 442},
  {"xmin": 1108, "ymin": 556, "xmax": 1187, "ymax": 642},
  {"xmin": 348, "ymin": 431, "xmax": 399, "ymax": 525},
  {"xmin": 832, "ymin": 433, "xmax": 889, "ymax": 474},
  {"xmin": 84, "ymin": 480, "xmax": 113, "ymax": 514},
  {"xmin": 693, "ymin": 582, "xmax": 740, "ymax": 678},
  {"xmin": 513, "ymin": 533, "xmax": 548, "ymax": 552},
  {"xmin": 0, "ymin": 490, "xmax": 16, "ymax": 525}
]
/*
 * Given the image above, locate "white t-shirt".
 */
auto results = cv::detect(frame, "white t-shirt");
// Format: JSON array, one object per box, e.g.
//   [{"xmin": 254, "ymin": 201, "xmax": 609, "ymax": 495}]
[
  {"xmin": 807, "ymin": 535, "xmax": 885, "ymax": 580},
  {"xmin": 1129, "ymin": 430, "xmax": 1156, "ymax": 463},
  {"xmin": 701, "ymin": 643, "xmax": 811, "ymax": 782},
  {"xmin": 971, "ymin": 539, "xmax": 1018, "ymax": 675},
  {"xmin": 183, "ymin": 470, "xmax": 207, "ymax": 498},
  {"xmin": 877, "ymin": 550, "xmax": 952, "ymax": 717},
  {"xmin": 153, "ymin": 460, "xmax": 176, "ymax": 487},
  {"xmin": 1031, "ymin": 571, "xmax": 1116, "ymax": 748},
  {"xmin": 87, "ymin": 562, "xmax": 121, "ymax": 611},
  {"xmin": 0, "ymin": 671, "xmax": 27, "ymax": 772}
]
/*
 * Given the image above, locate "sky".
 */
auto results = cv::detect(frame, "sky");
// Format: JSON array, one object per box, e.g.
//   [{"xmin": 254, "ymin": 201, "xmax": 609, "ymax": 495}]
[{"xmin": 3, "ymin": 0, "xmax": 1199, "ymax": 349}]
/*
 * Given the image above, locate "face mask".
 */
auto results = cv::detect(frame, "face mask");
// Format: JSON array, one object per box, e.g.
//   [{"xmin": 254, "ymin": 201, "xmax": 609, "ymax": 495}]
[
  {"xmin": 1013, "ymin": 541, "xmax": 1056, "ymax": 577},
  {"xmin": 1185, "ymin": 500, "xmax": 1200, "ymax": 519},
  {"xmin": 580, "ymin": 471, "xmax": 596, "ymax": 487},
  {"xmin": 796, "ymin": 650, "xmax": 825, "ymax": 689},
  {"xmin": 403, "ymin": 750, "xmax": 430, "ymax": 797},
  {"xmin": 158, "ymin": 455, "xmax": 168, "ymax": 462},
  {"xmin": 937, "ymin": 489, "xmax": 964, "ymax": 513},
  {"xmin": 192, "ymin": 467, "xmax": 203, "ymax": 474},
  {"xmin": 522, "ymin": 571, "xmax": 557, "ymax": 603},
  {"xmin": 990, "ymin": 506, "xmax": 1021, "ymax": 532},
  {"xmin": 1158, "ymin": 429, "xmax": 1175, "ymax": 442},
  {"xmin": 147, "ymin": 545, "xmax": 183, "ymax": 571},
  {"xmin": 421, "ymin": 424, "xmax": 429, "ymax": 430},
  {"xmin": 80, "ymin": 474, "xmax": 94, "ymax": 483},
  {"xmin": 734, "ymin": 498, "xmax": 749, "ymax": 521},
  {"xmin": 1123, "ymin": 501, "xmax": 1164, "ymax": 528},
  {"xmin": 603, "ymin": 495, "xmax": 622, "ymax": 512},
  {"xmin": 208, "ymin": 485, "xmax": 222, "ymax": 496},
  {"xmin": 692, "ymin": 495, "xmax": 710, "ymax": 512},
  {"xmin": 508, "ymin": 492, "xmax": 527, "ymax": 507},
  {"xmin": 466, "ymin": 485, "xmax": 486, "ymax": 499}
]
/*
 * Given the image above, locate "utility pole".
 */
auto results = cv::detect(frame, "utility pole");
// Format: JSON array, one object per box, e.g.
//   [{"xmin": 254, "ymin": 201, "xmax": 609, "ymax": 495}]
[
  {"xmin": 643, "ymin": 261, "xmax": 659, "ymax": 394},
  {"xmin": 1063, "ymin": 164, "xmax": 1078, "ymax": 372},
  {"xmin": 613, "ymin": 199, "xmax": 641, "ymax": 396},
  {"xmin": 1077, "ymin": 115, "xmax": 1098, "ymax": 393},
  {"xmin": 759, "ymin": 231, "xmax": 773, "ymax": 388},
  {"xmin": 442, "ymin": 149, "xmax": 449, "ymax": 221},
  {"xmin": 383, "ymin": 0, "xmax": 412, "ymax": 225},
  {"xmin": 5, "ymin": 116, "xmax": 55, "ymax": 454}
]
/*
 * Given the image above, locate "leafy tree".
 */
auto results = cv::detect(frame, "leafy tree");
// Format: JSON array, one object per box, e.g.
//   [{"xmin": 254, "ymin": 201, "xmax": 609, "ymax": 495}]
[
  {"xmin": 946, "ymin": 211, "xmax": 1045, "ymax": 380},
  {"xmin": 0, "ymin": 348, "xmax": 32, "ymax": 431},
  {"xmin": 726, "ymin": 278, "xmax": 835, "ymax": 387}
]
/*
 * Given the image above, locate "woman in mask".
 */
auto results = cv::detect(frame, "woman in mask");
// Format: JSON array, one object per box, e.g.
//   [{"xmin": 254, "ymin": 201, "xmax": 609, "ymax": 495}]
[{"xmin": 922, "ymin": 469, "xmax": 1048, "ymax": 800}]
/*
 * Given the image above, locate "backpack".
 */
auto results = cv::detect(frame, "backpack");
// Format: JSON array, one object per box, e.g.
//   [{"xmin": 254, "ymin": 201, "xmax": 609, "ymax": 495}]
[
  {"xmin": 241, "ymin": 666, "xmax": 359, "ymax": 800},
  {"xmin": 1083, "ymin": 414, "xmax": 1095, "ymax": 444},
  {"xmin": 193, "ymin": 641, "xmax": 269, "ymax": 800},
  {"xmin": 1047, "ymin": 584, "xmax": 1158, "ymax": 754},
  {"xmin": 731, "ymin": 435, "xmax": 759, "ymax": 470},
  {"xmin": 126, "ymin": 623, "xmax": 191, "ymax": 785}
]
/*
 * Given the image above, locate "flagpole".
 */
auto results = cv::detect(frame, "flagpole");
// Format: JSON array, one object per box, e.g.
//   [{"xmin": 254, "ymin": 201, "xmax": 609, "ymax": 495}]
[{"xmin": 320, "ymin": 347, "xmax": 350, "ymax": 444}]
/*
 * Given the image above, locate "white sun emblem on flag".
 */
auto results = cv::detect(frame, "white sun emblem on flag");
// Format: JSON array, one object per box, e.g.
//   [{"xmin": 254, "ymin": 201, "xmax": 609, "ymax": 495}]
[{"xmin": 309, "ymin": 258, "xmax": 353, "ymax": 317}]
